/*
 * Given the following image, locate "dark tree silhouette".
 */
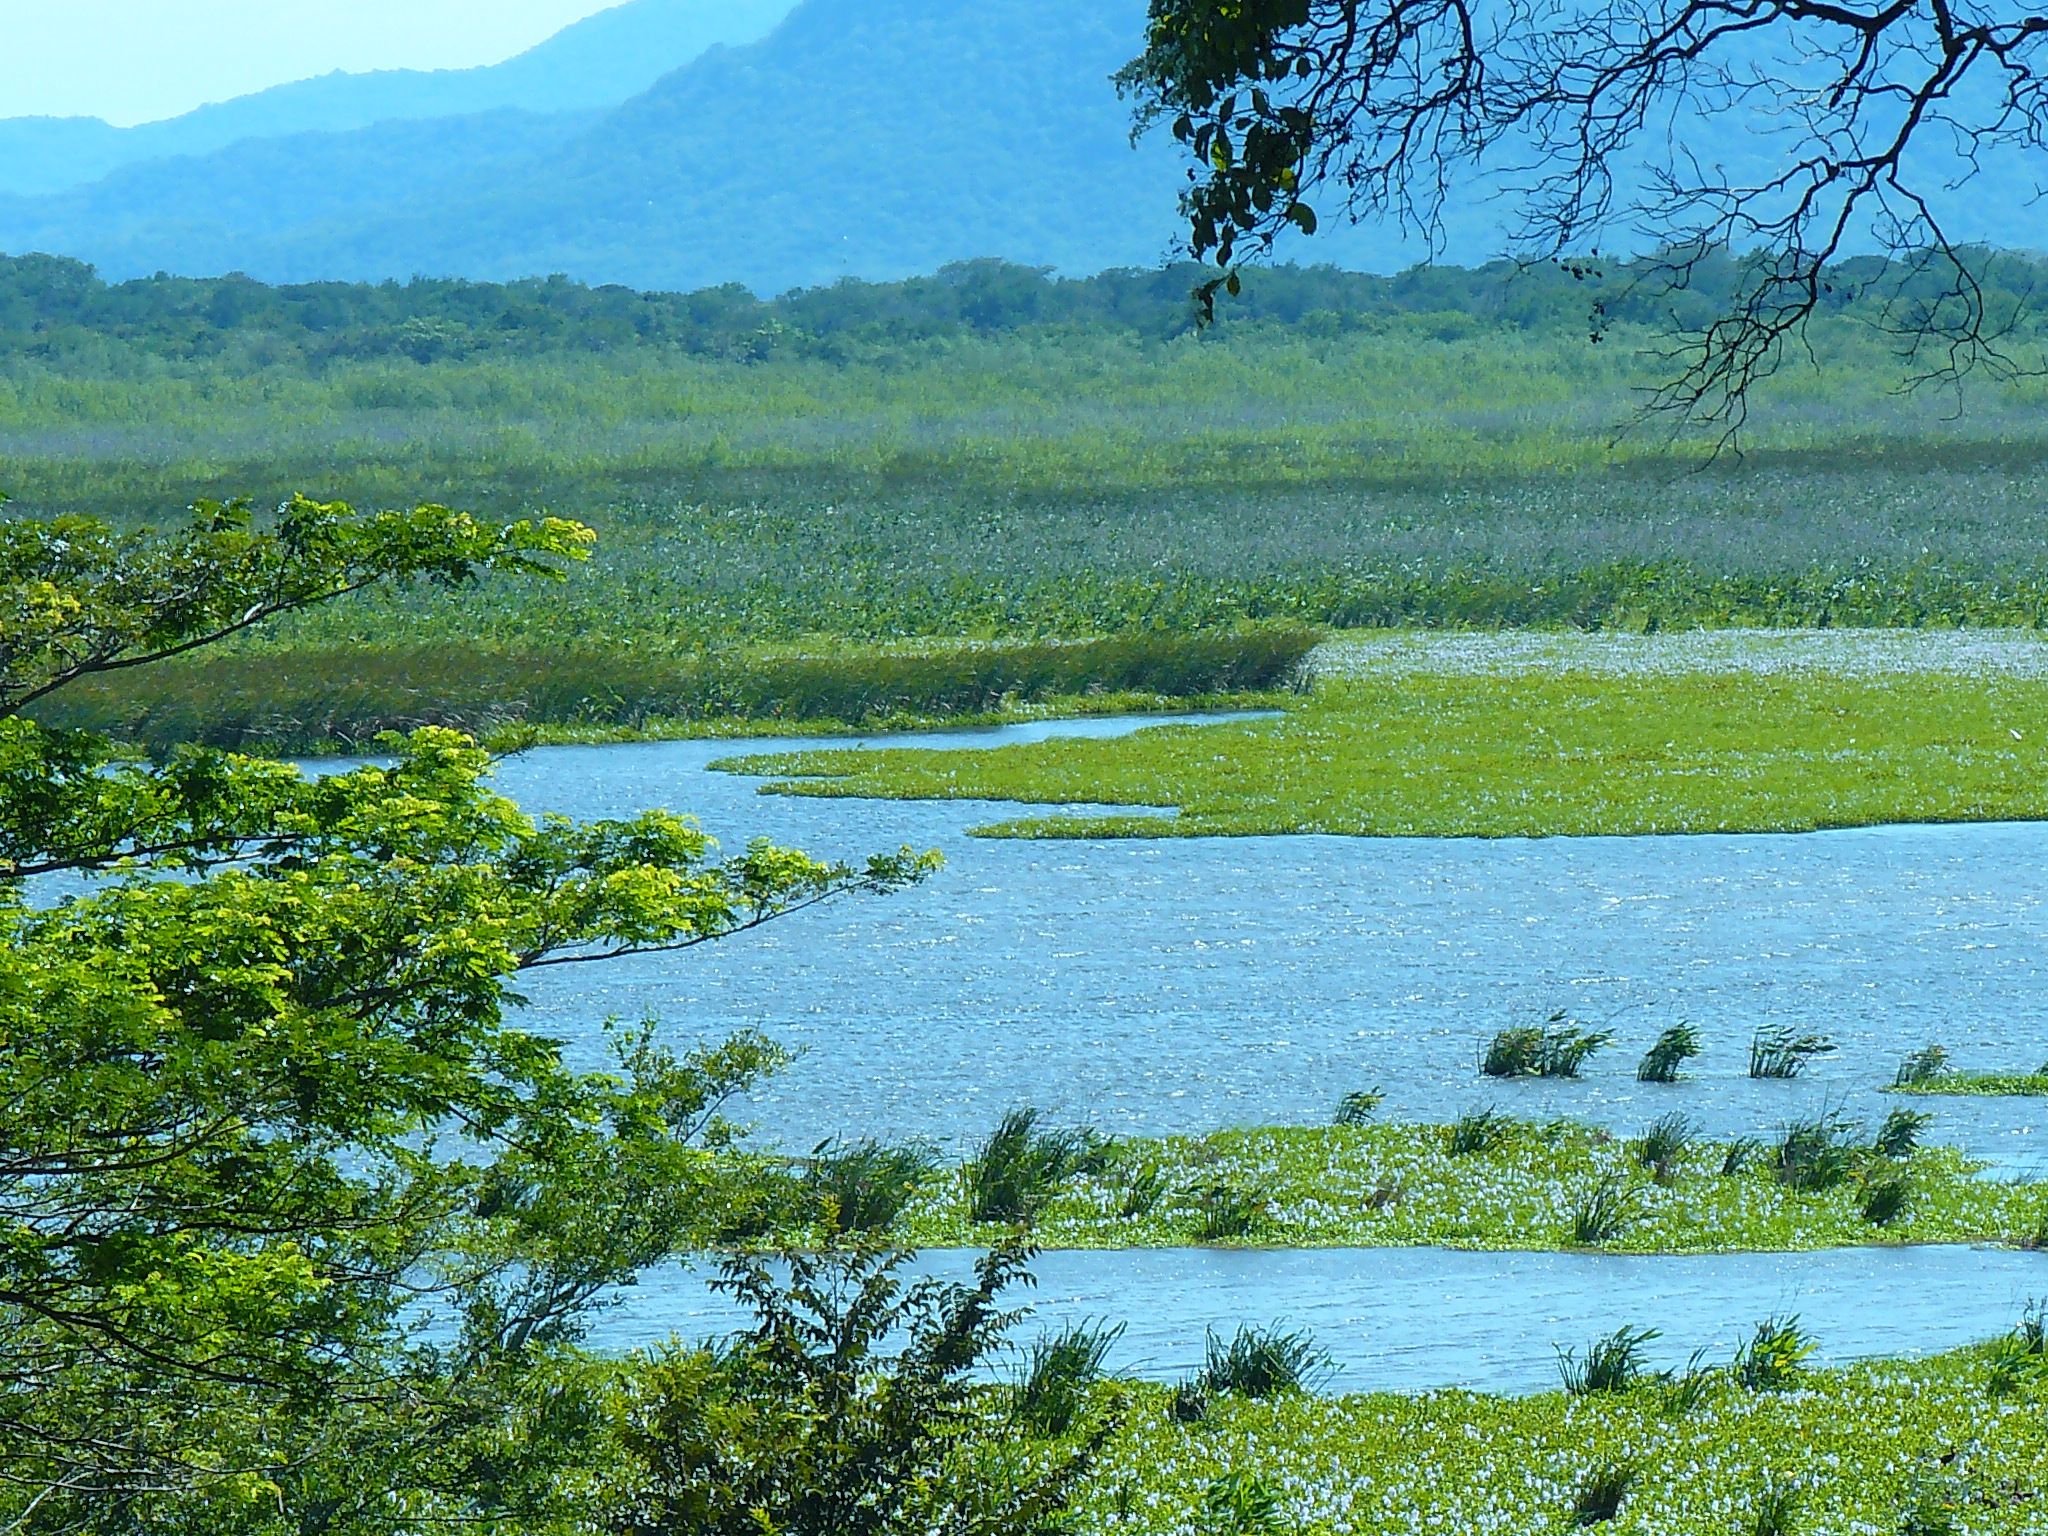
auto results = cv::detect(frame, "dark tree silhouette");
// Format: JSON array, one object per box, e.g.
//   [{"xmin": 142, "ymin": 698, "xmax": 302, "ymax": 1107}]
[{"xmin": 1120, "ymin": 0, "xmax": 2048, "ymax": 430}]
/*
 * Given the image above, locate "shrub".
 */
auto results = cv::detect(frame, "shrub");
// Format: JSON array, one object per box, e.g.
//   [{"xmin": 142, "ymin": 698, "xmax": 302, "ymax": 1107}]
[
  {"xmin": 804, "ymin": 1138, "xmax": 939, "ymax": 1235},
  {"xmin": 1447, "ymin": 1107, "xmax": 1516, "ymax": 1156},
  {"xmin": 1558, "ymin": 1325, "xmax": 1661, "ymax": 1395},
  {"xmin": 1637, "ymin": 1023, "xmax": 1703, "ymax": 1083},
  {"xmin": 1572, "ymin": 1461, "xmax": 1639, "ymax": 1526},
  {"xmin": 1633, "ymin": 1113, "xmax": 1696, "ymax": 1183},
  {"xmin": 1013, "ymin": 1320, "xmax": 1125, "ymax": 1437},
  {"xmin": 1333, "ymin": 1088, "xmax": 1385, "ymax": 1126},
  {"xmin": 1191, "ymin": 1181, "xmax": 1269, "ymax": 1242},
  {"xmin": 1893, "ymin": 1044, "xmax": 1954, "ymax": 1089},
  {"xmin": 964, "ymin": 1108, "xmax": 1104, "ymax": 1225},
  {"xmin": 1570, "ymin": 1174, "xmax": 1641, "ymax": 1245},
  {"xmin": 1873, "ymin": 1108, "xmax": 1933, "ymax": 1158},
  {"xmin": 1749, "ymin": 1028, "xmax": 1837, "ymax": 1079},
  {"xmin": 1734, "ymin": 1316, "xmax": 1816, "ymax": 1391},
  {"xmin": 1861, "ymin": 1173, "xmax": 1913, "ymax": 1226},
  {"xmin": 1198, "ymin": 1323, "xmax": 1331, "ymax": 1398}
]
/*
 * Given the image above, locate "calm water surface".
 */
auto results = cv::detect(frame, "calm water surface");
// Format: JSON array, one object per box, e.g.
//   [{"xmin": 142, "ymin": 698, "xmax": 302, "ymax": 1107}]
[{"xmin": 488, "ymin": 716, "xmax": 2048, "ymax": 1174}]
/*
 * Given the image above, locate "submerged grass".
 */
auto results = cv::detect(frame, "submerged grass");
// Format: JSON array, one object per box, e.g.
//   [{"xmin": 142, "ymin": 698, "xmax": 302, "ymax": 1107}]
[
  {"xmin": 720, "ymin": 669, "xmax": 2048, "ymax": 839},
  {"xmin": 1077, "ymin": 1343, "xmax": 2048, "ymax": 1535},
  {"xmin": 895, "ymin": 1121, "xmax": 2044, "ymax": 1254}
]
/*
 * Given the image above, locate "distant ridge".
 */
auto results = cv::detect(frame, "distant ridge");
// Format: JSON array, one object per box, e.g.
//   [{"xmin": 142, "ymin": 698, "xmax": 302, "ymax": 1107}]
[{"xmin": 0, "ymin": 0, "xmax": 792, "ymax": 198}]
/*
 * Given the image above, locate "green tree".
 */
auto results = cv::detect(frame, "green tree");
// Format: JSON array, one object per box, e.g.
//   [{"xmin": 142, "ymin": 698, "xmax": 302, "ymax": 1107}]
[{"xmin": 0, "ymin": 495, "xmax": 935, "ymax": 1532}]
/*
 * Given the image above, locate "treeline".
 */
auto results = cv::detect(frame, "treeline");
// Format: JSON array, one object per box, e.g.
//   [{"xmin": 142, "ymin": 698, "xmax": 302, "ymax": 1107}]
[{"xmin": 6, "ymin": 246, "xmax": 2046, "ymax": 371}]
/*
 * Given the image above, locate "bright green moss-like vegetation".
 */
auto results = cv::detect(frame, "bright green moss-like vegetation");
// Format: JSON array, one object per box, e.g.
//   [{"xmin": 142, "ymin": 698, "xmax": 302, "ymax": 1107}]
[
  {"xmin": 1897, "ymin": 1073, "xmax": 2048, "ymax": 1098},
  {"xmin": 724, "ymin": 670, "xmax": 2048, "ymax": 838},
  {"xmin": 1076, "ymin": 1343, "xmax": 2048, "ymax": 1534},
  {"xmin": 889, "ymin": 1121, "xmax": 2043, "ymax": 1254}
]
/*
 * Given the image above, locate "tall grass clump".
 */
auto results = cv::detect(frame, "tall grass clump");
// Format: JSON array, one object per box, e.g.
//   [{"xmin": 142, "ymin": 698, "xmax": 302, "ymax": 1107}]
[
  {"xmin": 1749, "ymin": 1028, "xmax": 1838, "ymax": 1080},
  {"xmin": 1011, "ymin": 1320, "xmax": 1125, "ymax": 1436},
  {"xmin": 1749, "ymin": 1475, "xmax": 1803, "ymax": 1536},
  {"xmin": 1483, "ymin": 1014, "xmax": 1612, "ymax": 1078},
  {"xmin": 1197, "ymin": 1323, "xmax": 1331, "ymax": 1399},
  {"xmin": 1571, "ymin": 1461, "xmax": 1639, "ymax": 1526},
  {"xmin": 1734, "ymin": 1317, "xmax": 1816, "ymax": 1391},
  {"xmin": 1893, "ymin": 1044, "xmax": 1954, "ymax": 1089},
  {"xmin": 1861, "ymin": 1172, "xmax": 1913, "ymax": 1226},
  {"xmin": 805, "ymin": 1138, "xmax": 940, "ymax": 1234},
  {"xmin": 1190, "ymin": 1181, "xmax": 1270, "ymax": 1242},
  {"xmin": 1447, "ymin": 1107, "xmax": 1517, "ymax": 1156},
  {"xmin": 1558, "ymin": 1326, "xmax": 1661, "ymax": 1395},
  {"xmin": 1636, "ymin": 1023, "xmax": 1701, "ymax": 1083},
  {"xmin": 1720, "ymin": 1136, "xmax": 1764, "ymax": 1177},
  {"xmin": 964, "ymin": 1107, "xmax": 1110, "ymax": 1225},
  {"xmin": 1772, "ymin": 1113, "xmax": 1860, "ymax": 1193},
  {"xmin": 1201, "ymin": 1471, "xmax": 1288, "ymax": 1536},
  {"xmin": 1570, "ymin": 1174, "xmax": 1640, "ymax": 1245},
  {"xmin": 1333, "ymin": 1089, "xmax": 1384, "ymax": 1126},
  {"xmin": 1633, "ymin": 1113, "xmax": 1695, "ymax": 1183},
  {"xmin": 1874, "ymin": 1108, "xmax": 1933, "ymax": 1158}
]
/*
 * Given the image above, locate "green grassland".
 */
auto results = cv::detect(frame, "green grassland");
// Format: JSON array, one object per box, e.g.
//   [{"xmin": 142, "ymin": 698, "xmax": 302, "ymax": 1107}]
[
  {"xmin": 1070, "ymin": 1345, "xmax": 2047, "ymax": 1534},
  {"xmin": 721, "ymin": 669, "xmax": 2048, "ymax": 838},
  {"xmin": 893, "ymin": 1122, "xmax": 2042, "ymax": 1254}
]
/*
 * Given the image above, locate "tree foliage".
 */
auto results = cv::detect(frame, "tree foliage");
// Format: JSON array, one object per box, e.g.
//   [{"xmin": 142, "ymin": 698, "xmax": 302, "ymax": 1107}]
[
  {"xmin": 0, "ymin": 496, "xmax": 936, "ymax": 1532},
  {"xmin": 1120, "ymin": 0, "xmax": 2048, "ymax": 426}
]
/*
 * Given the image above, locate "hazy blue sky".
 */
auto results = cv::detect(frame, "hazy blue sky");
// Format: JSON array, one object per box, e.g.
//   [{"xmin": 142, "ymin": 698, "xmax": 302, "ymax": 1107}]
[{"xmin": 0, "ymin": 2, "xmax": 625, "ymax": 125}]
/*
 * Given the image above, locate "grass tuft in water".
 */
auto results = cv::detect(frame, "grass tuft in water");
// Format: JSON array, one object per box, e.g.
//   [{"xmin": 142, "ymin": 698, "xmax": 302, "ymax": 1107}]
[
  {"xmin": 1749, "ymin": 1028, "xmax": 1839, "ymax": 1079},
  {"xmin": 1772, "ymin": 1113, "xmax": 1861, "ymax": 1194},
  {"xmin": 1558, "ymin": 1326, "xmax": 1661, "ymax": 1396},
  {"xmin": 1860, "ymin": 1172, "xmax": 1913, "ymax": 1226},
  {"xmin": 1483, "ymin": 1013, "xmax": 1613, "ymax": 1078},
  {"xmin": 1569, "ymin": 1174, "xmax": 1640, "ymax": 1245},
  {"xmin": 1446, "ymin": 1107, "xmax": 1518, "ymax": 1157},
  {"xmin": 965, "ymin": 1107, "xmax": 1108, "ymax": 1225},
  {"xmin": 1197, "ymin": 1323, "xmax": 1331, "ymax": 1399},
  {"xmin": 804, "ymin": 1138, "xmax": 940, "ymax": 1234},
  {"xmin": 1893, "ymin": 1044, "xmax": 1954, "ymax": 1089},
  {"xmin": 1874, "ymin": 1108, "xmax": 1934, "ymax": 1159},
  {"xmin": 1333, "ymin": 1089, "xmax": 1385, "ymax": 1126},
  {"xmin": 1011, "ymin": 1319, "xmax": 1125, "ymax": 1437},
  {"xmin": 1734, "ymin": 1317, "xmax": 1817, "ymax": 1392},
  {"xmin": 1636, "ymin": 1023, "xmax": 1703, "ymax": 1083},
  {"xmin": 1571, "ymin": 1460, "xmax": 1639, "ymax": 1526},
  {"xmin": 1190, "ymin": 1181, "xmax": 1270, "ymax": 1243},
  {"xmin": 1633, "ymin": 1113, "xmax": 1696, "ymax": 1184}
]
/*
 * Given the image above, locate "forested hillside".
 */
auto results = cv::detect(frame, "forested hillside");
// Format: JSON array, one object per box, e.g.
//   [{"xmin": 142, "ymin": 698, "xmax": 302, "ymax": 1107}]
[{"xmin": 0, "ymin": 0, "xmax": 789, "ymax": 198}]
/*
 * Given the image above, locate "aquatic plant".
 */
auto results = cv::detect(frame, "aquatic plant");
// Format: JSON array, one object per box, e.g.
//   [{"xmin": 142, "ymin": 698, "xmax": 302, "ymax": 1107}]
[
  {"xmin": 1637, "ymin": 1023, "xmax": 1703, "ymax": 1083},
  {"xmin": 1874, "ymin": 1108, "xmax": 1933, "ymax": 1158},
  {"xmin": 1333, "ymin": 1089, "xmax": 1384, "ymax": 1126},
  {"xmin": 1570, "ymin": 1174, "xmax": 1640, "ymax": 1245},
  {"xmin": 1749, "ymin": 1028, "xmax": 1838, "ymax": 1079},
  {"xmin": 1861, "ymin": 1173, "xmax": 1913, "ymax": 1226},
  {"xmin": 1200, "ymin": 1470, "xmax": 1287, "ymax": 1536},
  {"xmin": 1749, "ymin": 1475, "xmax": 1803, "ymax": 1536},
  {"xmin": 1634, "ymin": 1113, "xmax": 1696, "ymax": 1183},
  {"xmin": 1169, "ymin": 1382, "xmax": 1209, "ymax": 1423},
  {"xmin": 1660, "ymin": 1347, "xmax": 1717, "ymax": 1416},
  {"xmin": 804, "ymin": 1137, "xmax": 939, "ymax": 1234},
  {"xmin": 1483, "ymin": 1014, "xmax": 1613, "ymax": 1078},
  {"xmin": 1772, "ymin": 1113, "xmax": 1860, "ymax": 1193},
  {"xmin": 1447, "ymin": 1107, "xmax": 1517, "ymax": 1156},
  {"xmin": 1558, "ymin": 1326, "xmax": 1661, "ymax": 1395},
  {"xmin": 1734, "ymin": 1317, "xmax": 1816, "ymax": 1392},
  {"xmin": 1893, "ymin": 1044, "xmax": 1954, "ymax": 1089},
  {"xmin": 1721, "ymin": 1136, "xmax": 1765, "ymax": 1177},
  {"xmin": 1012, "ymin": 1320, "xmax": 1125, "ymax": 1437},
  {"xmin": 1115, "ymin": 1162, "xmax": 1168, "ymax": 1220},
  {"xmin": 965, "ymin": 1107, "xmax": 1105, "ymax": 1225},
  {"xmin": 1190, "ymin": 1181, "xmax": 1269, "ymax": 1242},
  {"xmin": 1572, "ymin": 1460, "xmax": 1639, "ymax": 1526},
  {"xmin": 1197, "ymin": 1323, "xmax": 1331, "ymax": 1399}
]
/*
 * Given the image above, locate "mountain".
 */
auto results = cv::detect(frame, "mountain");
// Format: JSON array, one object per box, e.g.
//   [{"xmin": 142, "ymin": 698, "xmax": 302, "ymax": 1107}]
[
  {"xmin": 4, "ymin": 0, "xmax": 2030, "ymax": 293},
  {"xmin": 0, "ymin": 0, "xmax": 792, "ymax": 198}
]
